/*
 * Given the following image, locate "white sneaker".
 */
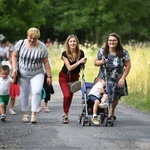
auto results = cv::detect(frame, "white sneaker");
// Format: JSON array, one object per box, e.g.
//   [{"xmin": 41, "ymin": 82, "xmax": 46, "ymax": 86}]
[
  {"xmin": 9, "ymin": 110, "xmax": 16, "ymax": 115},
  {"xmin": 99, "ymin": 102, "xmax": 108, "ymax": 108},
  {"xmin": 37, "ymin": 107, "xmax": 42, "ymax": 113}
]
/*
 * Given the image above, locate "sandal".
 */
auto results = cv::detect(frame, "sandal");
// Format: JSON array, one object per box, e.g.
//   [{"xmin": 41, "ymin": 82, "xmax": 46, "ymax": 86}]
[
  {"xmin": 108, "ymin": 116, "xmax": 117, "ymax": 123},
  {"xmin": 31, "ymin": 115, "xmax": 37, "ymax": 124},
  {"xmin": 44, "ymin": 107, "xmax": 50, "ymax": 113},
  {"xmin": 62, "ymin": 116, "xmax": 69, "ymax": 124},
  {"xmin": 113, "ymin": 116, "xmax": 117, "ymax": 120},
  {"xmin": 22, "ymin": 115, "xmax": 29, "ymax": 123}
]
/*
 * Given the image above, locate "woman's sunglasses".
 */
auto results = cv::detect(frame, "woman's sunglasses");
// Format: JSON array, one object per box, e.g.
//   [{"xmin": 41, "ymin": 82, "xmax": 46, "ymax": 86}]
[{"xmin": 68, "ymin": 34, "xmax": 77, "ymax": 38}]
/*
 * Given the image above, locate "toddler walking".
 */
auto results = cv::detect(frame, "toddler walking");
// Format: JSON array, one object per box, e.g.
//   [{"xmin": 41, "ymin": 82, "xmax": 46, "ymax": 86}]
[{"xmin": 0, "ymin": 65, "xmax": 14, "ymax": 121}]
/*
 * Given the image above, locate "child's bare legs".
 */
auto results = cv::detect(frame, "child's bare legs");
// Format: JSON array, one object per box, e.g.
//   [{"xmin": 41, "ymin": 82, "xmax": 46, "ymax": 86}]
[
  {"xmin": 37, "ymin": 100, "xmax": 42, "ymax": 112},
  {"xmin": 44, "ymin": 101, "xmax": 50, "ymax": 112},
  {"xmin": 0, "ymin": 104, "xmax": 6, "ymax": 121},
  {"xmin": 92, "ymin": 99, "xmax": 100, "ymax": 125},
  {"xmin": 9, "ymin": 98, "xmax": 16, "ymax": 115},
  {"xmin": 44, "ymin": 101, "xmax": 48, "ymax": 107},
  {"xmin": 0, "ymin": 104, "xmax": 5, "ymax": 115},
  {"xmin": 93, "ymin": 100, "xmax": 100, "ymax": 115}
]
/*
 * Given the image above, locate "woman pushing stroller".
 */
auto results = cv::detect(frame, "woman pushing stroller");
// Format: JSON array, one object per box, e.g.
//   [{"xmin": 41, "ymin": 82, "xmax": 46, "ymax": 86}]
[{"xmin": 94, "ymin": 33, "xmax": 131, "ymax": 122}]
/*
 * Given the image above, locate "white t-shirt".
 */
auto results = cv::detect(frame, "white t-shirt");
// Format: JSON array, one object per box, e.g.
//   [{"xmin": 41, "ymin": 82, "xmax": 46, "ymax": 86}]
[
  {"xmin": 0, "ymin": 77, "xmax": 11, "ymax": 95},
  {"xmin": 88, "ymin": 82, "xmax": 104, "ymax": 98}
]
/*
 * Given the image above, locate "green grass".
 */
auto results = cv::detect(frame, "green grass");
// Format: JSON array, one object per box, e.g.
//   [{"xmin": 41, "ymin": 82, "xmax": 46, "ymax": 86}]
[{"xmin": 122, "ymin": 93, "xmax": 150, "ymax": 112}]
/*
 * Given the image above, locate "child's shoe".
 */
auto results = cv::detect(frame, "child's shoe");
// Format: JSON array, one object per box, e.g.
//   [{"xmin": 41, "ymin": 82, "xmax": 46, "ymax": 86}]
[
  {"xmin": 92, "ymin": 116, "xmax": 100, "ymax": 125},
  {"xmin": 1, "ymin": 114, "xmax": 6, "ymax": 122},
  {"xmin": 37, "ymin": 106, "xmax": 43, "ymax": 113},
  {"xmin": 99, "ymin": 102, "xmax": 108, "ymax": 108},
  {"xmin": 9, "ymin": 109, "xmax": 16, "ymax": 115}
]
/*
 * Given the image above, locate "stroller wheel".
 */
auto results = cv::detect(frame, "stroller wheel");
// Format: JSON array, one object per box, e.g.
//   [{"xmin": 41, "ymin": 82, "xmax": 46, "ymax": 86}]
[
  {"xmin": 104, "ymin": 117, "xmax": 108, "ymax": 126},
  {"xmin": 88, "ymin": 117, "xmax": 91, "ymax": 126},
  {"xmin": 110, "ymin": 120, "xmax": 114, "ymax": 127},
  {"xmin": 81, "ymin": 117, "xmax": 85, "ymax": 126},
  {"xmin": 78, "ymin": 115, "xmax": 82, "ymax": 124},
  {"xmin": 100, "ymin": 114, "xmax": 105, "ymax": 124},
  {"xmin": 108, "ymin": 116, "xmax": 114, "ymax": 127}
]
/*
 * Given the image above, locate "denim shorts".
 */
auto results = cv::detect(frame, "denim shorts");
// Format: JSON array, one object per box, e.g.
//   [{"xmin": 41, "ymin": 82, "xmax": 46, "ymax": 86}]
[{"xmin": 87, "ymin": 94, "xmax": 101, "ymax": 102}]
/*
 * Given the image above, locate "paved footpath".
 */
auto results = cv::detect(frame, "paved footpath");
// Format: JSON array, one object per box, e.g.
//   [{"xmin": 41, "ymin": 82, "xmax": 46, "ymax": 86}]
[{"xmin": 0, "ymin": 82, "xmax": 150, "ymax": 150}]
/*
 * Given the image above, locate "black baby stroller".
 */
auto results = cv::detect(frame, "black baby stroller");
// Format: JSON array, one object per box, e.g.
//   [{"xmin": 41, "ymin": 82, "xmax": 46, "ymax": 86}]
[{"xmin": 78, "ymin": 66, "xmax": 114, "ymax": 127}]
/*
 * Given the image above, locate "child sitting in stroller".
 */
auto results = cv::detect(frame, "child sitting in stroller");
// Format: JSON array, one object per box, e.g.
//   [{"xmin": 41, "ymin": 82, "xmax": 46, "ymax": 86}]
[{"xmin": 87, "ymin": 77, "xmax": 108, "ymax": 125}]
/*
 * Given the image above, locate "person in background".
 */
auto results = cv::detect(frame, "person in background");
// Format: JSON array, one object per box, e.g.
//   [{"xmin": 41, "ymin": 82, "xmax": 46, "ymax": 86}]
[
  {"xmin": 2, "ymin": 51, "xmax": 20, "ymax": 115},
  {"xmin": 59, "ymin": 34, "xmax": 87, "ymax": 124},
  {"xmin": 53, "ymin": 38, "xmax": 59, "ymax": 49},
  {"xmin": 11, "ymin": 27, "xmax": 52, "ymax": 124},
  {"xmin": 45, "ymin": 38, "xmax": 52, "ymax": 49},
  {"xmin": 94, "ymin": 33, "xmax": 131, "ymax": 122},
  {"xmin": 0, "ymin": 40, "xmax": 7, "ymax": 62},
  {"xmin": 0, "ymin": 65, "xmax": 14, "ymax": 122},
  {"xmin": 37, "ymin": 58, "xmax": 54, "ymax": 113}
]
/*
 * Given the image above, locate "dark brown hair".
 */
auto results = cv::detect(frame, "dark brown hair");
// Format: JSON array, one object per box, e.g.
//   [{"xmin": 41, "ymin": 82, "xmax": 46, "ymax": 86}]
[
  {"xmin": 1, "ymin": 65, "xmax": 10, "ymax": 72},
  {"xmin": 104, "ymin": 33, "xmax": 123, "ymax": 57}
]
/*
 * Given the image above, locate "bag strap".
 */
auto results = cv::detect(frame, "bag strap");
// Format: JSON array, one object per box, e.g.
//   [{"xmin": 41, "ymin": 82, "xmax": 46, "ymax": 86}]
[
  {"xmin": 68, "ymin": 72, "xmax": 71, "ymax": 82},
  {"xmin": 17, "ymin": 40, "xmax": 24, "ymax": 70},
  {"xmin": 18, "ymin": 39, "xmax": 24, "ymax": 57}
]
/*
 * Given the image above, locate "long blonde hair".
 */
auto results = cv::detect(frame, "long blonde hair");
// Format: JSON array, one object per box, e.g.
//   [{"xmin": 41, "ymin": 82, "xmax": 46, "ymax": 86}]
[{"xmin": 65, "ymin": 35, "xmax": 81, "ymax": 62}]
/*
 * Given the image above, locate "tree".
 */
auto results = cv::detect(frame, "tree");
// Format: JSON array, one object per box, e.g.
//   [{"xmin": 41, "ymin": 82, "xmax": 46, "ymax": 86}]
[
  {"xmin": 0, "ymin": 0, "xmax": 150, "ymax": 44},
  {"xmin": 0, "ymin": 0, "xmax": 45, "ymax": 41}
]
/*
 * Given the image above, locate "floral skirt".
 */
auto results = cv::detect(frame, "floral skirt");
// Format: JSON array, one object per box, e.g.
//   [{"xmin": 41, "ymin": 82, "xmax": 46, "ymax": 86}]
[{"xmin": 107, "ymin": 80, "xmax": 128, "ymax": 103}]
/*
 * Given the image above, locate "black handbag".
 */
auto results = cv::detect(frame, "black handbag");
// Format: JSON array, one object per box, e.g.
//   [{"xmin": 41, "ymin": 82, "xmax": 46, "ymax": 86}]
[{"xmin": 14, "ymin": 40, "xmax": 24, "ymax": 84}]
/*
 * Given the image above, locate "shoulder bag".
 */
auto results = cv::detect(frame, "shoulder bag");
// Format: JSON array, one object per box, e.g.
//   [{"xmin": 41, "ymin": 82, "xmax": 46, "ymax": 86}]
[
  {"xmin": 14, "ymin": 40, "xmax": 24, "ymax": 84},
  {"xmin": 68, "ymin": 73, "xmax": 81, "ymax": 93}
]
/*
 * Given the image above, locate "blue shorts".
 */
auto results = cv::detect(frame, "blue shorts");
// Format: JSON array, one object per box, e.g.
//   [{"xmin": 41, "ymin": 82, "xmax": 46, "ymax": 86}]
[{"xmin": 87, "ymin": 94, "xmax": 101, "ymax": 102}]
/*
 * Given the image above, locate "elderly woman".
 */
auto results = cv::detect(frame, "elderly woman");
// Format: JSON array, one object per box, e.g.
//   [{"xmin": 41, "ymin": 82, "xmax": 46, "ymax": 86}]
[
  {"xmin": 94, "ymin": 33, "xmax": 131, "ymax": 122},
  {"xmin": 11, "ymin": 27, "xmax": 52, "ymax": 123}
]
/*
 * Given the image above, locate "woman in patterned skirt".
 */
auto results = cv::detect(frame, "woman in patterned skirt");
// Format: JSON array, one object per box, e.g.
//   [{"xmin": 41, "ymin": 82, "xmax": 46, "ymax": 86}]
[{"xmin": 94, "ymin": 33, "xmax": 131, "ymax": 121}]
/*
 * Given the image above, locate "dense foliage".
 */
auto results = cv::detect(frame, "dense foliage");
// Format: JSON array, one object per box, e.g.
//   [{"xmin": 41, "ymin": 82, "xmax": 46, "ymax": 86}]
[{"xmin": 0, "ymin": 0, "xmax": 150, "ymax": 44}]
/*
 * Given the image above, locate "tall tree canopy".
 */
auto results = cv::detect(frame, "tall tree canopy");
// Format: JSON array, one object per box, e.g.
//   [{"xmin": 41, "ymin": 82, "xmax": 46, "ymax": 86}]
[{"xmin": 0, "ymin": 0, "xmax": 150, "ymax": 44}]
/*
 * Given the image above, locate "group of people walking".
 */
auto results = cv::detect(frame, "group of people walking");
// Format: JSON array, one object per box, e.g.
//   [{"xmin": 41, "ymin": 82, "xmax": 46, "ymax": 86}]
[{"xmin": 0, "ymin": 27, "xmax": 131, "ymax": 125}]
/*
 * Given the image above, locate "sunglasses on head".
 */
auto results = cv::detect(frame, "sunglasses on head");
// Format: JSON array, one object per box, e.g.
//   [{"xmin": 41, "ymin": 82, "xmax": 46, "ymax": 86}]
[{"xmin": 68, "ymin": 34, "xmax": 77, "ymax": 38}]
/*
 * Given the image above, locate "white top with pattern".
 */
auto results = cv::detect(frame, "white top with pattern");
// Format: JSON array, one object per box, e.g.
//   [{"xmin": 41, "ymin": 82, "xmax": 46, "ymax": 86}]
[{"xmin": 14, "ymin": 39, "xmax": 49, "ymax": 78}]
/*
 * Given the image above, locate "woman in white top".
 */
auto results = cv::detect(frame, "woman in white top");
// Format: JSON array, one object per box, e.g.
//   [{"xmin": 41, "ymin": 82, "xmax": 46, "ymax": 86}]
[{"xmin": 11, "ymin": 27, "xmax": 52, "ymax": 123}]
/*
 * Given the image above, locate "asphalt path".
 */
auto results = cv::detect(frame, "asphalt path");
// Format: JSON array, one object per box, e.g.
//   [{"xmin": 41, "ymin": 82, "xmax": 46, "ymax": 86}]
[{"xmin": 0, "ymin": 82, "xmax": 150, "ymax": 150}]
